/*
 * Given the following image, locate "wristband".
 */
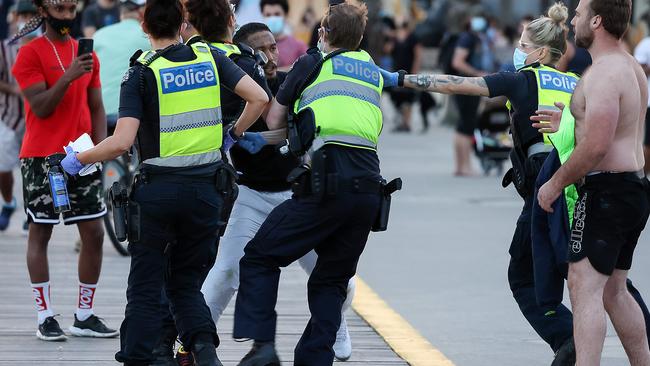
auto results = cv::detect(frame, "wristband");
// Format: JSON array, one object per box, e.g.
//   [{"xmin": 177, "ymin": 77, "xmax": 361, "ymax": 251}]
[{"xmin": 398, "ymin": 70, "xmax": 406, "ymax": 87}]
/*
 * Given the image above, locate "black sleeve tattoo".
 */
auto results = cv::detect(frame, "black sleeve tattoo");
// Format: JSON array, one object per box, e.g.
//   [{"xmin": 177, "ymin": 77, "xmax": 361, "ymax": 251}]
[{"xmin": 405, "ymin": 74, "xmax": 487, "ymax": 93}]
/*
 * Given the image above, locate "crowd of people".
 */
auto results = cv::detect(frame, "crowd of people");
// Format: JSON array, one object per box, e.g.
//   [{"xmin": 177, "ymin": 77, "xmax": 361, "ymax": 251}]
[{"xmin": 0, "ymin": 0, "xmax": 650, "ymax": 366}]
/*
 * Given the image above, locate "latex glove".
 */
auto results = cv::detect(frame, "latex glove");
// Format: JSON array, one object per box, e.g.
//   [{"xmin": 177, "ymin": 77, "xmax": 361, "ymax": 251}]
[
  {"xmin": 222, "ymin": 127, "xmax": 240, "ymax": 152},
  {"xmin": 379, "ymin": 68, "xmax": 399, "ymax": 88},
  {"xmin": 61, "ymin": 146, "xmax": 84, "ymax": 175},
  {"xmin": 238, "ymin": 132, "xmax": 268, "ymax": 154}
]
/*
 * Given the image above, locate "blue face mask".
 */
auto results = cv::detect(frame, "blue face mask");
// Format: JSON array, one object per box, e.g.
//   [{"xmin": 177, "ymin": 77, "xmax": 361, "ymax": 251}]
[
  {"xmin": 265, "ymin": 16, "xmax": 284, "ymax": 36},
  {"xmin": 470, "ymin": 17, "xmax": 487, "ymax": 33},
  {"xmin": 513, "ymin": 47, "xmax": 539, "ymax": 70}
]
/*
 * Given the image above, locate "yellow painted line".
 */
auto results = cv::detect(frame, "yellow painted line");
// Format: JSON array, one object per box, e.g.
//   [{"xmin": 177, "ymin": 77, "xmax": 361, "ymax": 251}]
[{"xmin": 352, "ymin": 276, "xmax": 456, "ymax": 366}]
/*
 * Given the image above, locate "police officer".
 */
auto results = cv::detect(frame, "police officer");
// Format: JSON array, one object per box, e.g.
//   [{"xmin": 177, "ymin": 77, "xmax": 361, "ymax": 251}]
[
  {"xmin": 150, "ymin": 1, "xmax": 274, "ymax": 364},
  {"xmin": 381, "ymin": 3, "xmax": 579, "ymax": 364},
  {"xmin": 232, "ymin": 2, "xmax": 389, "ymax": 365},
  {"xmin": 60, "ymin": 0, "xmax": 269, "ymax": 364}
]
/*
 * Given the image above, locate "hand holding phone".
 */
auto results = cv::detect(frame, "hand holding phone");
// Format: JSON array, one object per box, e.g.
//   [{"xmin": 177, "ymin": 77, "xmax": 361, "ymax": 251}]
[{"xmin": 77, "ymin": 38, "xmax": 93, "ymax": 56}]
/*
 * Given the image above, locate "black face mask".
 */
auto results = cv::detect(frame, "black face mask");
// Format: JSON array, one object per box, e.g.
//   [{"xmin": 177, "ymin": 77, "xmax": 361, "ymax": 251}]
[{"xmin": 46, "ymin": 16, "xmax": 74, "ymax": 36}]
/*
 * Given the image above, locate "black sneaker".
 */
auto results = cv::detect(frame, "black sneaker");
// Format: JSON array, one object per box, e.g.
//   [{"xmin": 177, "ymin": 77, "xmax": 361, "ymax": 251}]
[
  {"xmin": 37, "ymin": 316, "xmax": 67, "ymax": 341},
  {"xmin": 551, "ymin": 337, "xmax": 576, "ymax": 366},
  {"xmin": 238, "ymin": 342, "xmax": 281, "ymax": 366},
  {"xmin": 69, "ymin": 314, "xmax": 119, "ymax": 338}
]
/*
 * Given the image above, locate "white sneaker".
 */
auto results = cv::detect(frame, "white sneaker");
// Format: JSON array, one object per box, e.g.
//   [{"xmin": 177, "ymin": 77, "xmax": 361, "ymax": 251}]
[{"xmin": 333, "ymin": 316, "xmax": 352, "ymax": 361}]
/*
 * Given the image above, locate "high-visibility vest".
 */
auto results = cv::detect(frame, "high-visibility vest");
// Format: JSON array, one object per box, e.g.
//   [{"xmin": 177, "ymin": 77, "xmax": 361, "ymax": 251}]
[
  {"xmin": 508, "ymin": 64, "xmax": 579, "ymax": 145},
  {"xmin": 294, "ymin": 50, "xmax": 383, "ymax": 151},
  {"xmin": 552, "ymin": 108, "xmax": 580, "ymax": 225},
  {"xmin": 209, "ymin": 42, "xmax": 242, "ymax": 58},
  {"xmin": 137, "ymin": 42, "xmax": 222, "ymax": 167}
]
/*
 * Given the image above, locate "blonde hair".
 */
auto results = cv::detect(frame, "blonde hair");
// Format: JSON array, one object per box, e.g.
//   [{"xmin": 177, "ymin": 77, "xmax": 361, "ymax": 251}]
[{"xmin": 525, "ymin": 2, "xmax": 569, "ymax": 62}]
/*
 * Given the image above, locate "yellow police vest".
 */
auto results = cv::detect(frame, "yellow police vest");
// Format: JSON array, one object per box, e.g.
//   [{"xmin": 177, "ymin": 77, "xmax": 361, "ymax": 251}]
[
  {"xmin": 294, "ymin": 50, "xmax": 383, "ymax": 151},
  {"xmin": 137, "ymin": 43, "xmax": 222, "ymax": 167},
  {"xmin": 210, "ymin": 42, "xmax": 241, "ymax": 58},
  {"xmin": 507, "ymin": 64, "xmax": 579, "ymax": 145}
]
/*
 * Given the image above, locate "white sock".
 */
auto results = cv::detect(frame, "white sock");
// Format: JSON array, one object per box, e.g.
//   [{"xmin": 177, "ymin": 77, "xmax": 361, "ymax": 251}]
[
  {"xmin": 31, "ymin": 282, "xmax": 54, "ymax": 325},
  {"xmin": 76, "ymin": 282, "xmax": 97, "ymax": 321}
]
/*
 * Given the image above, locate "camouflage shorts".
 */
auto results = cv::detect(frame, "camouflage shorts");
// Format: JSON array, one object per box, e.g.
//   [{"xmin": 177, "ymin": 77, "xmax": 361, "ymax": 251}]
[{"xmin": 21, "ymin": 157, "xmax": 106, "ymax": 225}]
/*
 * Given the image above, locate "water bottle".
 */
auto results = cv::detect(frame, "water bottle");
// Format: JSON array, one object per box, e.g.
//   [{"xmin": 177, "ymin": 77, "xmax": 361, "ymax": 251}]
[{"xmin": 46, "ymin": 154, "xmax": 71, "ymax": 213}]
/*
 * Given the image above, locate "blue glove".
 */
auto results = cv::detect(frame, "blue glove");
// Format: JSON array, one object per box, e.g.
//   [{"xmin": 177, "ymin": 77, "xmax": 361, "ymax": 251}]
[
  {"xmin": 238, "ymin": 132, "xmax": 268, "ymax": 154},
  {"xmin": 222, "ymin": 127, "xmax": 240, "ymax": 152},
  {"xmin": 380, "ymin": 68, "xmax": 399, "ymax": 88},
  {"xmin": 61, "ymin": 146, "xmax": 84, "ymax": 175}
]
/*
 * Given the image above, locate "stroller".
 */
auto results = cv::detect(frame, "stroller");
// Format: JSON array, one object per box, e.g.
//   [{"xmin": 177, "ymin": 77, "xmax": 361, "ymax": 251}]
[{"xmin": 473, "ymin": 102, "xmax": 512, "ymax": 176}]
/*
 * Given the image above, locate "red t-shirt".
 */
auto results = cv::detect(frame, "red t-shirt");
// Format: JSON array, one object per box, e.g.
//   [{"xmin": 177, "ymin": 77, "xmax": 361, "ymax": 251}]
[{"xmin": 12, "ymin": 36, "xmax": 101, "ymax": 158}]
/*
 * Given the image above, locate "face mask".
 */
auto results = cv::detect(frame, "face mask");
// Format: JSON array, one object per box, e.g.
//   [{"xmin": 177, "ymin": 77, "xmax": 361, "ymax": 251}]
[
  {"xmin": 470, "ymin": 17, "xmax": 487, "ymax": 33},
  {"xmin": 317, "ymin": 37, "xmax": 324, "ymax": 52},
  {"xmin": 265, "ymin": 16, "xmax": 284, "ymax": 35},
  {"xmin": 46, "ymin": 16, "xmax": 74, "ymax": 36},
  {"xmin": 513, "ymin": 47, "xmax": 540, "ymax": 70}
]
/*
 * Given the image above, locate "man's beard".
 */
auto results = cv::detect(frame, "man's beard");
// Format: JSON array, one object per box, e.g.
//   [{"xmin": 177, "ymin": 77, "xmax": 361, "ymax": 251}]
[{"xmin": 575, "ymin": 28, "xmax": 594, "ymax": 49}]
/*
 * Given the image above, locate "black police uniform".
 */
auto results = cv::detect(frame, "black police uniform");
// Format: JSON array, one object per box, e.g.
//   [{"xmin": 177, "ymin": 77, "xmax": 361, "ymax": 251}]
[
  {"xmin": 232, "ymin": 52, "xmax": 382, "ymax": 365},
  {"xmin": 484, "ymin": 66, "xmax": 574, "ymax": 352},
  {"xmin": 154, "ymin": 37, "xmax": 277, "ymax": 351},
  {"xmin": 114, "ymin": 43, "xmax": 246, "ymax": 365}
]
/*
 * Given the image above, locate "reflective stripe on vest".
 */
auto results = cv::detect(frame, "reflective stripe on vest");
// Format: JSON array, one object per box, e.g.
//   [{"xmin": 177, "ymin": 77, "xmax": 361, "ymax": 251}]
[
  {"xmin": 295, "ymin": 50, "xmax": 383, "ymax": 151},
  {"xmin": 506, "ymin": 65, "xmax": 578, "ymax": 145},
  {"xmin": 210, "ymin": 42, "xmax": 241, "ymax": 58},
  {"xmin": 137, "ymin": 43, "xmax": 222, "ymax": 168},
  {"xmin": 298, "ymin": 79, "xmax": 382, "ymax": 111}
]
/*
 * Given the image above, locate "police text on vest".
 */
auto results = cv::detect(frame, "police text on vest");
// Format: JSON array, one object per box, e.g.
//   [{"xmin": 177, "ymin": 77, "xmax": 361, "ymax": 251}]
[
  {"xmin": 159, "ymin": 62, "xmax": 218, "ymax": 94},
  {"xmin": 332, "ymin": 56, "xmax": 381, "ymax": 87}
]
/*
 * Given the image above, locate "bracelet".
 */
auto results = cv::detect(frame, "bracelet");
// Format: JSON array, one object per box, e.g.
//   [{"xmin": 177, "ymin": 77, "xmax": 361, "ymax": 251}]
[{"xmin": 397, "ymin": 70, "xmax": 406, "ymax": 87}]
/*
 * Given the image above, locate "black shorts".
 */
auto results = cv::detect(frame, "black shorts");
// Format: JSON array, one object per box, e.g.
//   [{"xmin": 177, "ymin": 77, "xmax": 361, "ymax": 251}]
[
  {"xmin": 569, "ymin": 172, "xmax": 650, "ymax": 275},
  {"xmin": 388, "ymin": 88, "xmax": 417, "ymax": 109},
  {"xmin": 453, "ymin": 94, "xmax": 480, "ymax": 136},
  {"xmin": 21, "ymin": 157, "xmax": 106, "ymax": 225}
]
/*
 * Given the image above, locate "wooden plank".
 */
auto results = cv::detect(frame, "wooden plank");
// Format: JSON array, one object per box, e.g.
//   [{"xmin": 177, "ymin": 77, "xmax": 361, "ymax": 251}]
[{"xmin": 0, "ymin": 223, "xmax": 407, "ymax": 365}]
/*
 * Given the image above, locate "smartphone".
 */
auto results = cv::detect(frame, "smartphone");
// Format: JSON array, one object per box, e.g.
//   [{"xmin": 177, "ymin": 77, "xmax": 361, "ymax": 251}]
[{"xmin": 77, "ymin": 38, "xmax": 93, "ymax": 56}]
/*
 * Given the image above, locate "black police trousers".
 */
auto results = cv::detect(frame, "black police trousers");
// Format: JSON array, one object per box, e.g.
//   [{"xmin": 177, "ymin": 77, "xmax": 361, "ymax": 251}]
[
  {"xmin": 115, "ymin": 175, "xmax": 223, "ymax": 365},
  {"xmin": 233, "ymin": 192, "xmax": 380, "ymax": 366}
]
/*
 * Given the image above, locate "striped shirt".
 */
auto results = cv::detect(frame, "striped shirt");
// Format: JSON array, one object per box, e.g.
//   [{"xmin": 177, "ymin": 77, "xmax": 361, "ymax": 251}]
[{"xmin": 0, "ymin": 39, "xmax": 23, "ymax": 131}]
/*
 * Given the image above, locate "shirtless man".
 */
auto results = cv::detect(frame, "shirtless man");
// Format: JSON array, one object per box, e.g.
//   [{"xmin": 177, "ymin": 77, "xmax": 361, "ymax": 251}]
[{"xmin": 537, "ymin": 0, "xmax": 650, "ymax": 364}]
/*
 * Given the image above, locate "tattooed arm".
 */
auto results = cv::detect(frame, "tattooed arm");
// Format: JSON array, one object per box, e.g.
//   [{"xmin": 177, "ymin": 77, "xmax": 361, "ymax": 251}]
[{"xmin": 403, "ymin": 74, "xmax": 490, "ymax": 97}]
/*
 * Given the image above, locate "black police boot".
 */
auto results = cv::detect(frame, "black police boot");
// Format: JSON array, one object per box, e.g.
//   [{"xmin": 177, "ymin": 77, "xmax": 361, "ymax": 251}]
[
  {"xmin": 551, "ymin": 337, "xmax": 576, "ymax": 366},
  {"xmin": 191, "ymin": 339, "xmax": 223, "ymax": 366},
  {"xmin": 151, "ymin": 324, "xmax": 177, "ymax": 366},
  {"xmin": 237, "ymin": 341, "xmax": 281, "ymax": 366}
]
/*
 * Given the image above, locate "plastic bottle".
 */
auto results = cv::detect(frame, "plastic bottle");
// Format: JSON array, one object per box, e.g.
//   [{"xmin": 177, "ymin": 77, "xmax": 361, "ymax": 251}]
[{"xmin": 46, "ymin": 154, "xmax": 71, "ymax": 213}]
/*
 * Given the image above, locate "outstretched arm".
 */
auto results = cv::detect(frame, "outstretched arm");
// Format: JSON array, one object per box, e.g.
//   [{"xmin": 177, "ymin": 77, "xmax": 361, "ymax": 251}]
[{"xmin": 403, "ymin": 74, "xmax": 490, "ymax": 96}]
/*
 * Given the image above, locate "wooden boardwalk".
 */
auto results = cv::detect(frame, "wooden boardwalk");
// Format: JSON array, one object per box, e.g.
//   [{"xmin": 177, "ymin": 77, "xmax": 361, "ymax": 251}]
[{"xmin": 0, "ymin": 222, "xmax": 408, "ymax": 365}]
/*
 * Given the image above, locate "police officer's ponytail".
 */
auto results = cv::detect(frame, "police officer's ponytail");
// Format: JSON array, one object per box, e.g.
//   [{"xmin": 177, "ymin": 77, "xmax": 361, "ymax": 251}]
[
  {"xmin": 143, "ymin": 0, "xmax": 184, "ymax": 40},
  {"xmin": 185, "ymin": 0, "xmax": 232, "ymax": 43},
  {"xmin": 526, "ymin": 2, "xmax": 569, "ymax": 63}
]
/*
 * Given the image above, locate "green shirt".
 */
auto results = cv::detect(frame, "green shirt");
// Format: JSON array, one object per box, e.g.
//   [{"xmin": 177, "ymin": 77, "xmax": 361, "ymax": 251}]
[{"xmin": 94, "ymin": 19, "xmax": 151, "ymax": 116}]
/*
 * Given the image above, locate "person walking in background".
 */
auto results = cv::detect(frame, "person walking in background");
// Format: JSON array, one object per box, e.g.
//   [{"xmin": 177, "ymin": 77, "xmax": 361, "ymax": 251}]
[
  {"xmin": 93, "ymin": 0, "xmax": 149, "ymax": 127},
  {"xmin": 81, "ymin": 0, "xmax": 120, "ymax": 37},
  {"xmin": 10, "ymin": 0, "xmax": 115, "ymax": 341},
  {"xmin": 0, "ymin": 0, "xmax": 38, "ymax": 231},
  {"xmin": 449, "ymin": 14, "xmax": 489, "ymax": 176},
  {"xmin": 389, "ymin": 19, "xmax": 422, "ymax": 133},
  {"xmin": 261, "ymin": 0, "xmax": 307, "ymax": 70}
]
